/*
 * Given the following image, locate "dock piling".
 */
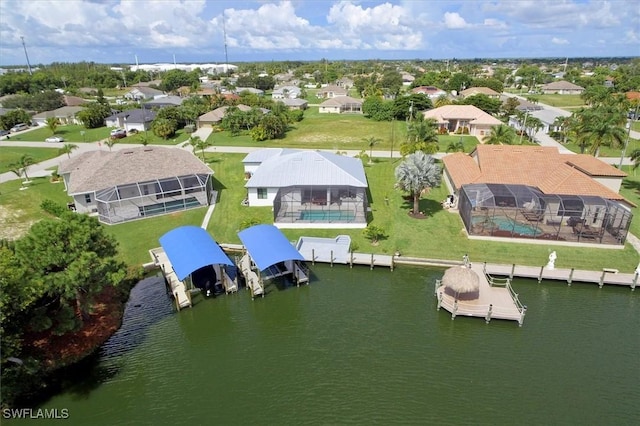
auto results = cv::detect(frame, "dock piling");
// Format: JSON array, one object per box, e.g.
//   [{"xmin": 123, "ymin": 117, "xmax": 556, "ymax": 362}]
[
  {"xmin": 311, "ymin": 249, "xmax": 315, "ymax": 265},
  {"xmin": 510, "ymin": 264, "xmax": 515, "ymax": 279},
  {"xmin": 330, "ymin": 250, "xmax": 333, "ymax": 267},
  {"xmin": 538, "ymin": 266, "xmax": 544, "ymax": 283},
  {"xmin": 370, "ymin": 253, "xmax": 374, "ymax": 270},
  {"xmin": 485, "ymin": 304, "xmax": 493, "ymax": 323},
  {"xmin": 568, "ymin": 268, "xmax": 574, "ymax": 286}
]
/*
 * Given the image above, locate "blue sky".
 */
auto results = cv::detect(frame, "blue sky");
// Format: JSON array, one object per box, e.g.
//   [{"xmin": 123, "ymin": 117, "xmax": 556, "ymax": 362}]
[{"xmin": 0, "ymin": 0, "xmax": 638, "ymax": 66}]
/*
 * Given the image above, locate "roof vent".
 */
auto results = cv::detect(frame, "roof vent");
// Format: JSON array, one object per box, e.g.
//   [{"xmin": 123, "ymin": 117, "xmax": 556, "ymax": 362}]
[{"xmin": 123, "ymin": 150, "xmax": 134, "ymax": 155}]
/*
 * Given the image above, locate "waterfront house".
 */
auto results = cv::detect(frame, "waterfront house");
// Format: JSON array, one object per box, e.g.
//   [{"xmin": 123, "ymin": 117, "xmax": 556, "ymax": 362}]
[
  {"xmin": 441, "ymin": 145, "xmax": 632, "ymax": 245},
  {"xmin": 243, "ymin": 148, "xmax": 369, "ymax": 228},
  {"xmin": 58, "ymin": 146, "xmax": 214, "ymax": 224}
]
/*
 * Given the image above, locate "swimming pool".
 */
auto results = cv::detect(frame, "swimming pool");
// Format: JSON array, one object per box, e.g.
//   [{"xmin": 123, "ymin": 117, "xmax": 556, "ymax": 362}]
[
  {"xmin": 473, "ymin": 215, "xmax": 542, "ymax": 236},
  {"xmin": 300, "ymin": 210, "xmax": 356, "ymax": 221}
]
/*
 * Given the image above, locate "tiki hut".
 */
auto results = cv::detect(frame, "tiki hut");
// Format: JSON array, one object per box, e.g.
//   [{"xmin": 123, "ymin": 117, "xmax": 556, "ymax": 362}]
[{"xmin": 442, "ymin": 266, "xmax": 480, "ymax": 300}]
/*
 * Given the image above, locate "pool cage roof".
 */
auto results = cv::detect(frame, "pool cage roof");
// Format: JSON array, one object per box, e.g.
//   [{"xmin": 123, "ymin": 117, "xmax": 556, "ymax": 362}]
[
  {"xmin": 95, "ymin": 173, "xmax": 210, "ymax": 203},
  {"xmin": 462, "ymin": 183, "xmax": 620, "ymax": 211}
]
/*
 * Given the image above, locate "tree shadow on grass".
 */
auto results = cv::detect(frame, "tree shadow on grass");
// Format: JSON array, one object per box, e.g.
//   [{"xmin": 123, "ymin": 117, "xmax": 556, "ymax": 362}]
[{"xmin": 400, "ymin": 197, "xmax": 443, "ymax": 217}]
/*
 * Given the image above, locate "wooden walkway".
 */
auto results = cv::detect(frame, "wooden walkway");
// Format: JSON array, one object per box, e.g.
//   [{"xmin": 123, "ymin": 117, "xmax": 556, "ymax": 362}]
[
  {"xmin": 435, "ymin": 264, "xmax": 527, "ymax": 326},
  {"xmin": 150, "ymin": 248, "xmax": 192, "ymax": 310},
  {"xmin": 483, "ymin": 263, "xmax": 638, "ymax": 289}
]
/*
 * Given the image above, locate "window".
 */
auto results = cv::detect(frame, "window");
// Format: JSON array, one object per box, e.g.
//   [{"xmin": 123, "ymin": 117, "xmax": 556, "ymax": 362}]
[
  {"xmin": 85, "ymin": 194, "xmax": 92, "ymax": 204},
  {"xmin": 257, "ymin": 188, "xmax": 268, "ymax": 199}
]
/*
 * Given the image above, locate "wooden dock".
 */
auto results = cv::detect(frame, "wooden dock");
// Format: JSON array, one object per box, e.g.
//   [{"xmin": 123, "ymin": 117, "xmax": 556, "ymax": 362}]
[
  {"xmin": 435, "ymin": 263, "xmax": 527, "ymax": 325},
  {"xmin": 150, "ymin": 248, "xmax": 192, "ymax": 310},
  {"xmin": 483, "ymin": 263, "xmax": 638, "ymax": 289}
]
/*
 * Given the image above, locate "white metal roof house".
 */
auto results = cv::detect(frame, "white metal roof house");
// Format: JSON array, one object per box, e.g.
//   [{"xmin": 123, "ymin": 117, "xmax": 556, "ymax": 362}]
[
  {"xmin": 242, "ymin": 149, "xmax": 369, "ymax": 228},
  {"xmin": 58, "ymin": 146, "xmax": 214, "ymax": 224},
  {"xmin": 124, "ymin": 86, "xmax": 166, "ymax": 101},
  {"xmin": 272, "ymin": 85, "xmax": 302, "ymax": 99}
]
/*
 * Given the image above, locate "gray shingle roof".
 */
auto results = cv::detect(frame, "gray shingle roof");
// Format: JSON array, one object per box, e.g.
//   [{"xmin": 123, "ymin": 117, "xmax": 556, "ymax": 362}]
[
  {"xmin": 245, "ymin": 149, "xmax": 368, "ymax": 188},
  {"xmin": 59, "ymin": 146, "xmax": 212, "ymax": 194}
]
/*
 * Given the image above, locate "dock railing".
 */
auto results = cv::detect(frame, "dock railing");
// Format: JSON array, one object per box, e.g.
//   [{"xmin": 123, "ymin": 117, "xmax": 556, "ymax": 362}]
[{"xmin": 484, "ymin": 269, "xmax": 527, "ymax": 324}]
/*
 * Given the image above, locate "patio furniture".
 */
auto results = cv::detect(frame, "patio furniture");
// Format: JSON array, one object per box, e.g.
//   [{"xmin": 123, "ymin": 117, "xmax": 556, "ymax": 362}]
[{"xmin": 521, "ymin": 210, "xmax": 544, "ymax": 222}]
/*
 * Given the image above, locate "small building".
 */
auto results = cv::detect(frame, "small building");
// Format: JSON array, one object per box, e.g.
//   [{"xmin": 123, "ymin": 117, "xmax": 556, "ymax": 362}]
[
  {"xmin": 243, "ymin": 149, "xmax": 369, "ymax": 228},
  {"xmin": 411, "ymin": 86, "xmax": 448, "ymax": 100},
  {"xmin": 124, "ymin": 86, "xmax": 165, "ymax": 101},
  {"xmin": 142, "ymin": 95, "xmax": 184, "ymax": 109},
  {"xmin": 58, "ymin": 146, "xmax": 214, "ymax": 224},
  {"xmin": 272, "ymin": 85, "xmax": 302, "ymax": 99},
  {"xmin": 274, "ymin": 98, "xmax": 308, "ymax": 110},
  {"xmin": 318, "ymin": 96, "xmax": 363, "ymax": 114},
  {"xmin": 460, "ymin": 87, "xmax": 501, "ymax": 99},
  {"xmin": 540, "ymin": 81, "xmax": 585, "ymax": 95},
  {"xmin": 508, "ymin": 108, "xmax": 571, "ymax": 134},
  {"xmin": 422, "ymin": 105, "xmax": 502, "ymax": 139}
]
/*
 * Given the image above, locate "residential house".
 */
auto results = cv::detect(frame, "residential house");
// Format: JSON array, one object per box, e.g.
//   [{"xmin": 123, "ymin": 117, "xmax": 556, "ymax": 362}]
[
  {"xmin": 401, "ymin": 73, "xmax": 415, "ymax": 86},
  {"xmin": 272, "ymin": 85, "xmax": 302, "ymax": 99},
  {"xmin": 318, "ymin": 96, "xmax": 363, "ymax": 114},
  {"xmin": 32, "ymin": 106, "xmax": 84, "ymax": 126},
  {"xmin": 335, "ymin": 77, "xmax": 354, "ymax": 90},
  {"xmin": 500, "ymin": 96, "xmax": 543, "ymax": 112},
  {"xmin": 124, "ymin": 86, "xmax": 166, "ymax": 101},
  {"xmin": 317, "ymin": 84, "xmax": 348, "ymax": 99},
  {"xmin": 106, "ymin": 109, "xmax": 156, "ymax": 132},
  {"xmin": 235, "ymin": 87, "xmax": 264, "ymax": 96},
  {"xmin": 508, "ymin": 107, "xmax": 571, "ymax": 135},
  {"xmin": 411, "ymin": 86, "xmax": 448, "ymax": 100},
  {"xmin": 196, "ymin": 104, "xmax": 270, "ymax": 128},
  {"xmin": 540, "ymin": 81, "xmax": 585, "ymax": 95},
  {"xmin": 422, "ymin": 105, "xmax": 502, "ymax": 139},
  {"xmin": 63, "ymin": 95, "xmax": 86, "ymax": 107},
  {"xmin": 243, "ymin": 148, "xmax": 369, "ymax": 228},
  {"xmin": 58, "ymin": 146, "xmax": 214, "ymax": 224},
  {"xmin": 460, "ymin": 87, "xmax": 501, "ymax": 99},
  {"xmin": 441, "ymin": 145, "xmax": 632, "ymax": 245},
  {"xmin": 275, "ymin": 98, "xmax": 308, "ymax": 110},
  {"xmin": 142, "ymin": 95, "xmax": 184, "ymax": 109}
]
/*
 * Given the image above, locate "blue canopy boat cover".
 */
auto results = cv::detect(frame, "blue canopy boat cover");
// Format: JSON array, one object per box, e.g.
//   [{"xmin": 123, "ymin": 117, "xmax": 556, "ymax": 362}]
[
  {"xmin": 159, "ymin": 226, "xmax": 234, "ymax": 281},
  {"xmin": 237, "ymin": 224, "xmax": 305, "ymax": 271}
]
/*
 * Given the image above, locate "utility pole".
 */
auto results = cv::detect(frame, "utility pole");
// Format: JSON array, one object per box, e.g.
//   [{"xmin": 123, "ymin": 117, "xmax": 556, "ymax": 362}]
[
  {"xmin": 222, "ymin": 11, "xmax": 229, "ymax": 73},
  {"xmin": 20, "ymin": 36, "xmax": 33, "ymax": 75},
  {"xmin": 518, "ymin": 111, "xmax": 529, "ymax": 145}
]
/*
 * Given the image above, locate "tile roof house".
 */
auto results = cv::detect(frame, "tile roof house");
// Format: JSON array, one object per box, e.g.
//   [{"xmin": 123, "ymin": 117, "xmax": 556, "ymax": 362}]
[
  {"xmin": 317, "ymin": 84, "xmax": 348, "ymax": 99},
  {"xmin": 422, "ymin": 105, "xmax": 502, "ymax": 139},
  {"xmin": 318, "ymin": 96, "xmax": 363, "ymax": 114},
  {"xmin": 142, "ymin": 95, "xmax": 184, "ymax": 109},
  {"xmin": 540, "ymin": 81, "xmax": 585, "ymax": 95},
  {"xmin": 242, "ymin": 149, "xmax": 369, "ymax": 228},
  {"xmin": 275, "ymin": 98, "xmax": 308, "ymax": 110},
  {"xmin": 411, "ymin": 86, "xmax": 448, "ymax": 99},
  {"xmin": 442, "ymin": 145, "xmax": 633, "ymax": 245},
  {"xmin": 58, "ymin": 146, "xmax": 214, "ymax": 224},
  {"xmin": 196, "ymin": 104, "xmax": 269, "ymax": 128}
]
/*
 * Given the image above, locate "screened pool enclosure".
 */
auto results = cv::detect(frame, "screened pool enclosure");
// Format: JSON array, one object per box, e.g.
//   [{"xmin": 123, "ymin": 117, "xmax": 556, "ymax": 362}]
[
  {"xmin": 272, "ymin": 186, "xmax": 368, "ymax": 226},
  {"xmin": 96, "ymin": 173, "xmax": 213, "ymax": 224},
  {"xmin": 458, "ymin": 183, "xmax": 631, "ymax": 245}
]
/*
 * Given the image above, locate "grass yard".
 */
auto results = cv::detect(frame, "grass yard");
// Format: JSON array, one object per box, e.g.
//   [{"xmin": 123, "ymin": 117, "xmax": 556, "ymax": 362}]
[
  {"xmin": 206, "ymin": 153, "xmax": 639, "ymax": 272},
  {"xmin": 533, "ymin": 94, "xmax": 585, "ymax": 109},
  {"xmin": 560, "ymin": 137, "xmax": 640, "ymax": 158},
  {"xmin": 0, "ymin": 146, "xmax": 61, "ymax": 173}
]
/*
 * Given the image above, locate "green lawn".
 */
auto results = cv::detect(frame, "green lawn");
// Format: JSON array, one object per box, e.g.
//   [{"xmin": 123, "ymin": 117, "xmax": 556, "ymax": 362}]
[
  {"xmin": 0, "ymin": 146, "xmax": 61, "ymax": 173},
  {"xmin": 560, "ymin": 137, "xmax": 640, "ymax": 158},
  {"xmin": 6, "ymin": 124, "xmax": 189, "ymax": 145},
  {"xmin": 533, "ymin": 94, "xmax": 585, "ymax": 109},
  {"xmin": 632, "ymin": 121, "xmax": 640, "ymax": 132},
  {"xmin": 206, "ymin": 153, "xmax": 639, "ymax": 272}
]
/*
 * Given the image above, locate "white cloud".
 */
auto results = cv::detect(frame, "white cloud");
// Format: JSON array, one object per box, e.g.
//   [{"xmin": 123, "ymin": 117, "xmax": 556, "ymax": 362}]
[
  {"xmin": 483, "ymin": 18, "xmax": 507, "ymax": 30},
  {"xmin": 551, "ymin": 37, "xmax": 569, "ymax": 45},
  {"xmin": 443, "ymin": 12, "xmax": 469, "ymax": 29}
]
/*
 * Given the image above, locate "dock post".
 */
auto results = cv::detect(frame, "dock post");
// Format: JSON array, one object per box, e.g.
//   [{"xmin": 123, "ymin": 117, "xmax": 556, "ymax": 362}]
[
  {"xmin": 350, "ymin": 251, "xmax": 353, "ymax": 268},
  {"xmin": 538, "ymin": 266, "xmax": 544, "ymax": 283},
  {"xmin": 568, "ymin": 268, "xmax": 574, "ymax": 286},
  {"xmin": 510, "ymin": 264, "xmax": 515, "ymax": 280},
  {"xmin": 485, "ymin": 304, "xmax": 493, "ymax": 323},
  {"xmin": 370, "ymin": 253, "xmax": 374, "ymax": 270},
  {"xmin": 632, "ymin": 273, "xmax": 638, "ymax": 291},
  {"xmin": 452, "ymin": 299, "xmax": 458, "ymax": 320},
  {"xmin": 599, "ymin": 271, "xmax": 605, "ymax": 288},
  {"xmin": 391, "ymin": 254, "xmax": 394, "ymax": 271},
  {"xmin": 312, "ymin": 249, "xmax": 315, "ymax": 265},
  {"xmin": 330, "ymin": 250, "xmax": 334, "ymax": 267}
]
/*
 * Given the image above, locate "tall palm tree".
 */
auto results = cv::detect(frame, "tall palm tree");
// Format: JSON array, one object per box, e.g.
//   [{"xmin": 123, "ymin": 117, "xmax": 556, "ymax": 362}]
[
  {"xmin": 394, "ymin": 151, "xmax": 441, "ymax": 216},
  {"xmin": 45, "ymin": 117, "xmax": 60, "ymax": 135},
  {"xmin": 485, "ymin": 124, "xmax": 516, "ymax": 145},
  {"xmin": 12, "ymin": 154, "xmax": 35, "ymax": 182},
  {"xmin": 363, "ymin": 136, "xmax": 381, "ymax": 164},
  {"xmin": 58, "ymin": 143, "xmax": 79, "ymax": 158},
  {"xmin": 188, "ymin": 136, "xmax": 213, "ymax": 162},
  {"xmin": 573, "ymin": 106, "xmax": 626, "ymax": 156},
  {"xmin": 630, "ymin": 149, "xmax": 640, "ymax": 171}
]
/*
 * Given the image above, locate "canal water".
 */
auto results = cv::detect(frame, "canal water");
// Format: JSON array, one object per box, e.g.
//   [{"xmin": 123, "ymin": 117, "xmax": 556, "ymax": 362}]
[{"xmin": 16, "ymin": 264, "xmax": 639, "ymax": 425}]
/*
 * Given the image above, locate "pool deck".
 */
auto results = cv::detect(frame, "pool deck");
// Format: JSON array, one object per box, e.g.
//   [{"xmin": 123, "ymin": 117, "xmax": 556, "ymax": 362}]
[{"xmin": 435, "ymin": 264, "xmax": 526, "ymax": 325}]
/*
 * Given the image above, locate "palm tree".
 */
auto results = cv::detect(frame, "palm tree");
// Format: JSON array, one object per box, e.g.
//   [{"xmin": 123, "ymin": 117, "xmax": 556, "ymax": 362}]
[
  {"xmin": 12, "ymin": 154, "xmax": 35, "ymax": 182},
  {"xmin": 45, "ymin": 117, "xmax": 60, "ymax": 135},
  {"xmin": 446, "ymin": 139, "xmax": 465, "ymax": 152},
  {"xmin": 58, "ymin": 143, "xmax": 79, "ymax": 158},
  {"xmin": 630, "ymin": 149, "xmax": 640, "ymax": 171},
  {"xmin": 104, "ymin": 138, "xmax": 118, "ymax": 151},
  {"xmin": 363, "ymin": 136, "xmax": 381, "ymax": 164},
  {"xmin": 394, "ymin": 151, "xmax": 441, "ymax": 216},
  {"xmin": 402, "ymin": 116, "xmax": 439, "ymax": 156},
  {"xmin": 188, "ymin": 136, "xmax": 212, "ymax": 162},
  {"xmin": 485, "ymin": 124, "xmax": 516, "ymax": 145},
  {"xmin": 524, "ymin": 116, "xmax": 543, "ymax": 142},
  {"xmin": 573, "ymin": 106, "xmax": 626, "ymax": 156},
  {"xmin": 434, "ymin": 95, "xmax": 451, "ymax": 108}
]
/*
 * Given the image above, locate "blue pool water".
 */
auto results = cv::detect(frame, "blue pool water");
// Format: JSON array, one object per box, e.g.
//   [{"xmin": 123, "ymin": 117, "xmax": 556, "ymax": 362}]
[
  {"xmin": 474, "ymin": 216, "xmax": 542, "ymax": 236},
  {"xmin": 300, "ymin": 210, "xmax": 355, "ymax": 221}
]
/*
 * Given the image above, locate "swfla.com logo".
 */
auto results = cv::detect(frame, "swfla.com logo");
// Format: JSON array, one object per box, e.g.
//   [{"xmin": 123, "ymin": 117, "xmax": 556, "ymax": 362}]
[{"xmin": 2, "ymin": 408, "xmax": 69, "ymax": 419}]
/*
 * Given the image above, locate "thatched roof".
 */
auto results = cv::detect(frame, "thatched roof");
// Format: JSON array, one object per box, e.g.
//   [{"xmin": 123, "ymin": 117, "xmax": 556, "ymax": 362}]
[{"xmin": 442, "ymin": 266, "xmax": 480, "ymax": 294}]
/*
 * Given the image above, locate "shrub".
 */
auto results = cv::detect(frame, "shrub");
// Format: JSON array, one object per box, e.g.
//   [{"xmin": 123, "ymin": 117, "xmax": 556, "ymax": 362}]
[
  {"xmin": 362, "ymin": 224, "xmax": 387, "ymax": 245},
  {"xmin": 40, "ymin": 199, "xmax": 67, "ymax": 217}
]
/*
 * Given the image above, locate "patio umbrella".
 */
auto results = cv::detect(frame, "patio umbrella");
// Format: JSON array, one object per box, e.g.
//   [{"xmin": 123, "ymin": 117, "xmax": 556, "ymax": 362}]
[{"xmin": 442, "ymin": 266, "xmax": 480, "ymax": 300}]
